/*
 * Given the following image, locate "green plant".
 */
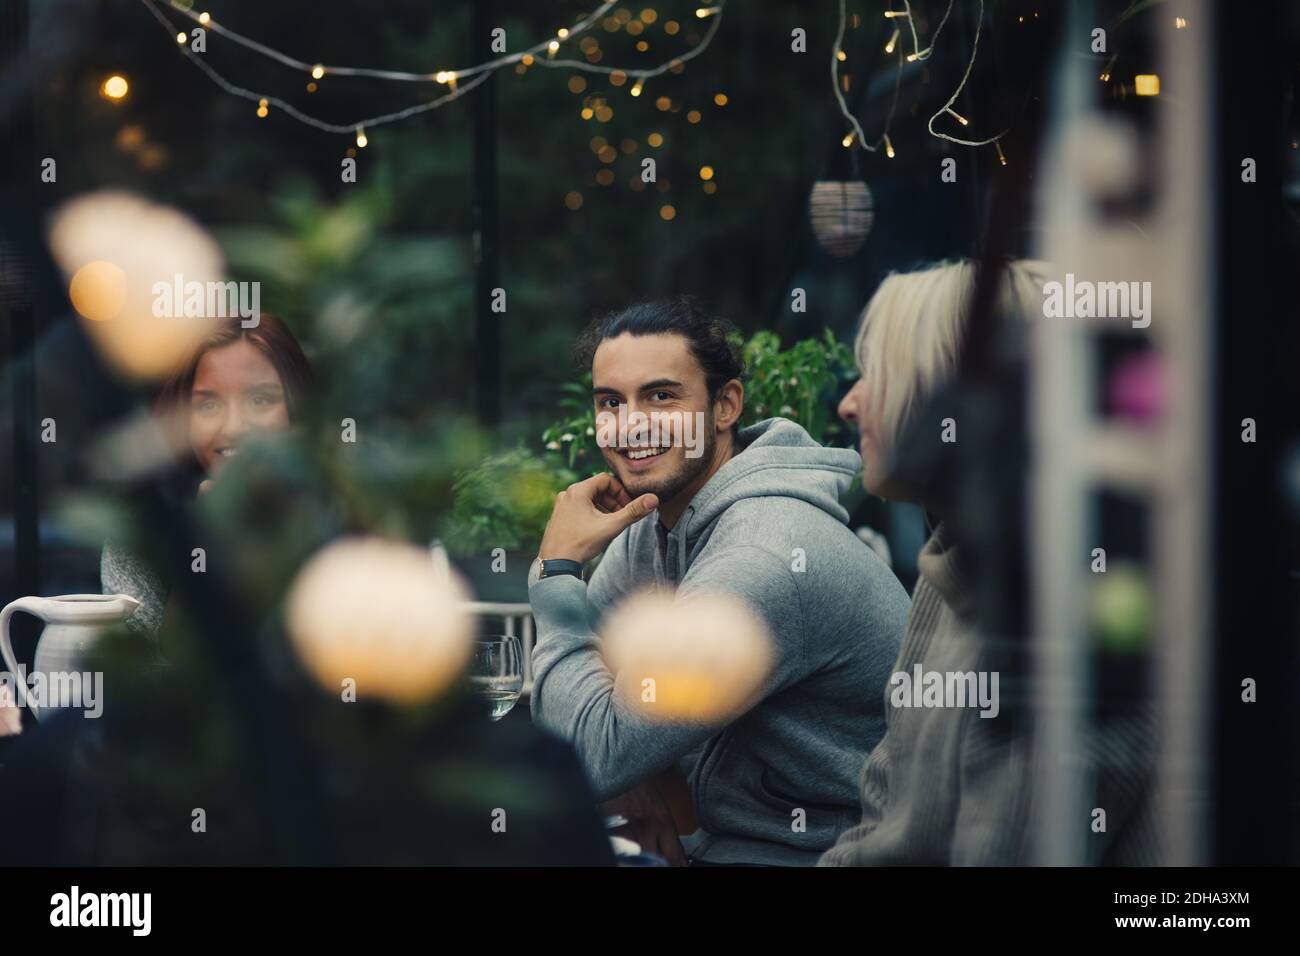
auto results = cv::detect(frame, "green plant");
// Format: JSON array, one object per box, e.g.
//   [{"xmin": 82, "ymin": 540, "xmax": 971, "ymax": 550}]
[
  {"xmin": 540, "ymin": 374, "xmax": 604, "ymax": 478},
  {"xmin": 441, "ymin": 448, "xmax": 576, "ymax": 555},
  {"xmin": 740, "ymin": 328, "xmax": 857, "ymax": 443}
]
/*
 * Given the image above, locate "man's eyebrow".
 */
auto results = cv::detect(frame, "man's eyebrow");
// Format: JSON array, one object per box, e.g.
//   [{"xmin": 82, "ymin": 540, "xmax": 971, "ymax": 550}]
[
  {"xmin": 592, "ymin": 378, "xmax": 685, "ymax": 398},
  {"xmin": 638, "ymin": 379, "xmax": 684, "ymax": 392}
]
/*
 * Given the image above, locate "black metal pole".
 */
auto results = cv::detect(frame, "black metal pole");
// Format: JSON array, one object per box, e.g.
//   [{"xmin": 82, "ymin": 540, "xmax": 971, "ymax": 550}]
[
  {"xmin": 0, "ymin": 0, "xmax": 42, "ymax": 603},
  {"xmin": 471, "ymin": 0, "xmax": 501, "ymax": 429}
]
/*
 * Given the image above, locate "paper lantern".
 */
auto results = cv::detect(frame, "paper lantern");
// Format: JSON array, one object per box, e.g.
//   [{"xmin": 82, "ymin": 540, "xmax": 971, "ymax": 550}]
[
  {"xmin": 601, "ymin": 589, "xmax": 773, "ymax": 723},
  {"xmin": 47, "ymin": 191, "xmax": 224, "ymax": 381},
  {"xmin": 809, "ymin": 180, "xmax": 874, "ymax": 258},
  {"xmin": 285, "ymin": 537, "xmax": 474, "ymax": 704}
]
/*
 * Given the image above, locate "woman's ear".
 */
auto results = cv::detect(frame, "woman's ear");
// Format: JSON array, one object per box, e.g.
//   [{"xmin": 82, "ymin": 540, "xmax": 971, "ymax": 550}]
[{"xmin": 714, "ymin": 379, "xmax": 744, "ymax": 431}]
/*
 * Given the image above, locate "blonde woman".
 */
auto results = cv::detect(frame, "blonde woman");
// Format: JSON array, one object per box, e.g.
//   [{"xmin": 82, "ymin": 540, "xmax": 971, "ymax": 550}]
[{"xmin": 820, "ymin": 259, "xmax": 1159, "ymax": 865}]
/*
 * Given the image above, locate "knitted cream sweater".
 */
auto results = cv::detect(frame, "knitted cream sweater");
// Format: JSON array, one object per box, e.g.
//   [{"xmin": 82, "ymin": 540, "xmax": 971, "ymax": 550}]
[{"xmin": 820, "ymin": 525, "xmax": 1161, "ymax": 866}]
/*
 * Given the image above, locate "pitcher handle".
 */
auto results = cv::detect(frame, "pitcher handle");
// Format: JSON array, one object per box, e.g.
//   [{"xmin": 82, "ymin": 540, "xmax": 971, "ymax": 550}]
[{"xmin": 0, "ymin": 597, "xmax": 48, "ymax": 711}]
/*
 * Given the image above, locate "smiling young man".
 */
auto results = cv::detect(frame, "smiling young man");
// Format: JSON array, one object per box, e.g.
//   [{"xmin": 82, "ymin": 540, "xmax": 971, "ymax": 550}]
[{"xmin": 528, "ymin": 299, "xmax": 909, "ymax": 865}]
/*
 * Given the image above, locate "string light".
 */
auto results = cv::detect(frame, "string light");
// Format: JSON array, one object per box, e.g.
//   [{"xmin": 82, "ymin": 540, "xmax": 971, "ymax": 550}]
[
  {"xmin": 355, "ymin": 127, "xmax": 368, "ymax": 148},
  {"xmin": 175, "ymin": 32, "xmax": 186, "ymax": 44},
  {"xmin": 885, "ymin": 29, "xmax": 898, "ymax": 53},
  {"xmin": 925, "ymin": 0, "xmax": 1007, "ymax": 148},
  {"xmin": 832, "ymin": 0, "xmax": 904, "ymax": 155},
  {"xmin": 140, "ymin": 0, "xmax": 728, "ymax": 138},
  {"xmin": 548, "ymin": 40, "xmax": 561, "ymax": 58},
  {"xmin": 630, "ymin": 78, "xmax": 644, "ymax": 96},
  {"xmin": 884, "ymin": 134, "xmax": 895, "ymax": 158},
  {"xmin": 256, "ymin": 97, "xmax": 268, "ymax": 118},
  {"xmin": 945, "ymin": 107, "xmax": 969, "ymax": 126},
  {"xmin": 995, "ymin": 141, "xmax": 1007, "ymax": 165},
  {"xmin": 100, "ymin": 74, "xmax": 129, "ymax": 100},
  {"xmin": 1134, "ymin": 74, "xmax": 1160, "ymax": 96},
  {"xmin": 311, "ymin": 64, "xmax": 325, "ymax": 80}
]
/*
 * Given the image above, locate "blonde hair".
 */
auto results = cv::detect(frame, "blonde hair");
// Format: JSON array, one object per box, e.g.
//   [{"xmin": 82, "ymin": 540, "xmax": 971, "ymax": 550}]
[{"xmin": 853, "ymin": 259, "xmax": 1052, "ymax": 456}]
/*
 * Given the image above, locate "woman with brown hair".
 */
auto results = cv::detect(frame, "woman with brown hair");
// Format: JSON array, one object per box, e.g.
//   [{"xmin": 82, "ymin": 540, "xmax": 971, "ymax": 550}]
[{"xmin": 102, "ymin": 314, "xmax": 315, "ymax": 636}]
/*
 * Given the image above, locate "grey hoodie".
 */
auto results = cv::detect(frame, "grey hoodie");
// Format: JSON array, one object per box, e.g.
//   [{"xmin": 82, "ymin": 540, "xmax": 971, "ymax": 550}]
[{"xmin": 528, "ymin": 418, "xmax": 909, "ymax": 865}]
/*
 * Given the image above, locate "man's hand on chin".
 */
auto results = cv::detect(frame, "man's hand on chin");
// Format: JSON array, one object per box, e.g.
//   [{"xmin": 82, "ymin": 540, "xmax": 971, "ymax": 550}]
[{"xmin": 538, "ymin": 473, "xmax": 658, "ymax": 564}]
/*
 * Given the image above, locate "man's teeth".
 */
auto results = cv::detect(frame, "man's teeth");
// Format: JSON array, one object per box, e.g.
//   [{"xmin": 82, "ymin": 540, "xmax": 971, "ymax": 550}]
[
  {"xmin": 625, "ymin": 447, "xmax": 667, "ymax": 461},
  {"xmin": 218, "ymin": 448, "xmax": 238, "ymax": 457}
]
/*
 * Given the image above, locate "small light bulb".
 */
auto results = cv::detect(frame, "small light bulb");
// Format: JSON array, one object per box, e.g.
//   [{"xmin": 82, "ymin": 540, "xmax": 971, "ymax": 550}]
[
  {"xmin": 1134, "ymin": 74, "xmax": 1160, "ymax": 96},
  {"xmin": 695, "ymin": 6, "xmax": 719, "ymax": 18},
  {"xmin": 176, "ymin": 32, "xmax": 187, "ymax": 44},
  {"xmin": 557, "ymin": 27, "xmax": 570, "ymax": 39},
  {"xmin": 842, "ymin": 131, "xmax": 855, "ymax": 148},
  {"xmin": 836, "ymin": 49, "xmax": 847, "ymax": 62},
  {"xmin": 548, "ymin": 40, "xmax": 560, "ymax": 57},
  {"xmin": 884, "ymin": 134, "xmax": 895, "ymax": 158},
  {"xmin": 198, "ymin": 11, "xmax": 210, "ymax": 25},
  {"xmin": 311, "ymin": 64, "xmax": 325, "ymax": 80},
  {"xmin": 946, "ymin": 107, "xmax": 970, "ymax": 126},
  {"xmin": 885, "ymin": 29, "xmax": 899, "ymax": 53},
  {"xmin": 355, "ymin": 128, "xmax": 368, "ymax": 148},
  {"xmin": 630, "ymin": 78, "xmax": 644, "ymax": 96},
  {"xmin": 884, "ymin": 9, "xmax": 905, "ymax": 18},
  {"xmin": 995, "ymin": 141, "xmax": 1007, "ymax": 166},
  {"xmin": 101, "ymin": 74, "xmax": 129, "ymax": 100}
]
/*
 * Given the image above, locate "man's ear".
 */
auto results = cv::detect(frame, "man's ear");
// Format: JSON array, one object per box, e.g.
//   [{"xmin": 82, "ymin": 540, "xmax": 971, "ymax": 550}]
[{"xmin": 714, "ymin": 379, "xmax": 744, "ymax": 431}]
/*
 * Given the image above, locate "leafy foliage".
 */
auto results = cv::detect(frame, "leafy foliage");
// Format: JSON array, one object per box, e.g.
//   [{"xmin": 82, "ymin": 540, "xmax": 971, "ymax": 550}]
[{"xmin": 739, "ymin": 328, "xmax": 857, "ymax": 441}]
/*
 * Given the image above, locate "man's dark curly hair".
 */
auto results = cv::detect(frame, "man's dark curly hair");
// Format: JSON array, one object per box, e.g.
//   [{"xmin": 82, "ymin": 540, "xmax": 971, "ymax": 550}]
[{"xmin": 574, "ymin": 297, "xmax": 746, "ymax": 406}]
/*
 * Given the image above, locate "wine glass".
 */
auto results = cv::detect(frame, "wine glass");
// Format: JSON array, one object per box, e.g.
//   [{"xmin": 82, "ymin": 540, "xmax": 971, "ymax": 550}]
[{"xmin": 470, "ymin": 635, "xmax": 523, "ymax": 721}]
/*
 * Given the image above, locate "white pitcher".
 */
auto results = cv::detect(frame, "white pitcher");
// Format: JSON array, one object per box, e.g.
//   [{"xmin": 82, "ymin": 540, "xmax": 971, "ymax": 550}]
[{"xmin": 0, "ymin": 594, "xmax": 140, "ymax": 721}]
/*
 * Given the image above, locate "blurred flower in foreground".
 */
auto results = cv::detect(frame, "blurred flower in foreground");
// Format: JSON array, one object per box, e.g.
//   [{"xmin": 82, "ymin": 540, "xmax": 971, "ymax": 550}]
[
  {"xmin": 47, "ymin": 190, "xmax": 224, "ymax": 380},
  {"xmin": 285, "ymin": 536, "xmax": 475, "ymax": 704},
  {"xmin": 602, "ymin": 589, "xmax": 773, "ymax": 723}
]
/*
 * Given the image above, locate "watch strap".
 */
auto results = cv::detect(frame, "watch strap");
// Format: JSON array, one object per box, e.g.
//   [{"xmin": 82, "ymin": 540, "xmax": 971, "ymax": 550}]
[{"xmin": 539, "ymin": 558, "xmax": 584, "ymax": 580}]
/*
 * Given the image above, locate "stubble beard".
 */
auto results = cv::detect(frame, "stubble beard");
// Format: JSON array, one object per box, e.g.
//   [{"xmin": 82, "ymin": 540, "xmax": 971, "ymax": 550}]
[{"xmin": 618, "ymin": 417, "xmax": 718, "ymax": 508}]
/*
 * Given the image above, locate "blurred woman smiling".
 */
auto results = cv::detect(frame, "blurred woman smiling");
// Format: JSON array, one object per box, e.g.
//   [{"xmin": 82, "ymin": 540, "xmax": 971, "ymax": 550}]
[{"xmin": 101, "ymin": 314, "xmax": 315, "ymax": 637}]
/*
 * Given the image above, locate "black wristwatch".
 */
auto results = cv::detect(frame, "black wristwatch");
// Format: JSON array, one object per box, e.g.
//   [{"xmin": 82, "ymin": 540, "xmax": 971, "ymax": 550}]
[{"xmin": 539, "ymin": 558, "xmax": 584, "ymax": 580}]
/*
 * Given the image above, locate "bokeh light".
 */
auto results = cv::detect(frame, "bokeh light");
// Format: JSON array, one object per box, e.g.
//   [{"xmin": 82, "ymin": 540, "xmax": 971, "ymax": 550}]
[
  {"xmin": 285, "ymin": 536, "xmax": 475, "ymax": 704},
  {"xmin": 602, "ymin": 590, "xmax": 773, "ymax": 722}
]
